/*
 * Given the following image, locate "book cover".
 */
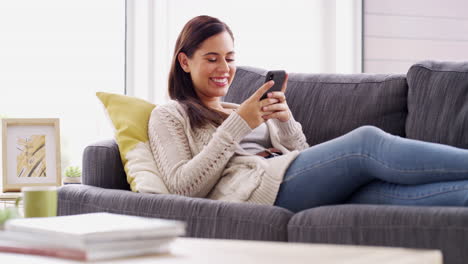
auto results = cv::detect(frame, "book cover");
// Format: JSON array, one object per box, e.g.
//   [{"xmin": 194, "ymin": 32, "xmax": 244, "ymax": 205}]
[
  {"xmin": 4, "ymin": 212, "xmax": 185, "ymax": 243},
  {"xmin": 0, "ymin": 238, "xmax": 173, "ymax": 261},
  {"xmin": 0, "ymin": 213, "xmax": 185, "ymax": 260},
  {"xmin": 0, "ymin": 240, "xmax": 86, "ymax": 261},
  {"xmin": 0, "ymin": 231, "xmax": 176, "ymax": 251}
]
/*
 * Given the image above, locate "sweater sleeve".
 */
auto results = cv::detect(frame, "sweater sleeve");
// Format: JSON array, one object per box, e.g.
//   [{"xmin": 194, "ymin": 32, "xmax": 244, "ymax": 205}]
[
  {"xmin": 273, "ymin": 117, "xmax": 309, "ymax": 151},
  {"xmin": 148, "ymin": 107, "xmax": 252, "ymax": 198}
]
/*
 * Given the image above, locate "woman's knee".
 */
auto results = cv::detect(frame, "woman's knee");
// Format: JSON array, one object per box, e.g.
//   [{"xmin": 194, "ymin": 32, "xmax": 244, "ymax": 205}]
[
  {"xmin": 346, "ymin": 125, "xmax": 387, "ymax": 146},
  {"xmin": 352, "ymin": 125, "xmax": 385, "ymax": 139}
]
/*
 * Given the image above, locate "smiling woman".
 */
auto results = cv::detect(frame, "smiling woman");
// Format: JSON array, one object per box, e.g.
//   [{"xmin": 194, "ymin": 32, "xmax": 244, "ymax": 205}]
[
  {"xmin": 178, "ymin": 33, "xmax": 236, "ymax": 109},
  {"xmin": 168, "ymin": 16, "xmax": 237, "ymax": 129}
]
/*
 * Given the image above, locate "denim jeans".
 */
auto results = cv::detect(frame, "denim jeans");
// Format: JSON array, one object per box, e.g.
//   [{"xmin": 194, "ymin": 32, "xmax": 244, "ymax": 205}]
[{"xmin": 274, "ymin": 125, "xmax": 468, "ymax": 212}]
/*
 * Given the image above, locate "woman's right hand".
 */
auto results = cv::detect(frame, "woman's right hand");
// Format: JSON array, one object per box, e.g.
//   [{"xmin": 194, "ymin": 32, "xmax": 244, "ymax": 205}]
[{"xmin": 236, "ymin": 80, "xmax": 280, "ymax": 129}]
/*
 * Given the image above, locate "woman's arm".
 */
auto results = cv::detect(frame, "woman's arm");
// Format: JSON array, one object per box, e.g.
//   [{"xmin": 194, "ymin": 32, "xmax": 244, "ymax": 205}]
[
  {"xmin": 259, "ymin": 74, "xmax": 309, "ymax": 151},
  {"xmin": 273, "ymin": 118, "xmax": 309, "ymax": 151},
  {"xmin": 148, "ymin": 106, "xmax": 251, "ymax": 198}
]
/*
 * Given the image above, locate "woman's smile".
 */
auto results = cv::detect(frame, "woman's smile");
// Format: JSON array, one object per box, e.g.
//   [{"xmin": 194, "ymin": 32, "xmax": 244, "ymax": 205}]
[{"xmin": 210, "ymin": 77, "xmax": 229, "ymax": 87}]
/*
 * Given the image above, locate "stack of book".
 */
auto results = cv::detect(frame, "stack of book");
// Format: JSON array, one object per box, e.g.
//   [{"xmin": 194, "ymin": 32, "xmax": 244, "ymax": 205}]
[{"xmin": 0, "ymin": 212, "xmax": 185, "ymax": 261}]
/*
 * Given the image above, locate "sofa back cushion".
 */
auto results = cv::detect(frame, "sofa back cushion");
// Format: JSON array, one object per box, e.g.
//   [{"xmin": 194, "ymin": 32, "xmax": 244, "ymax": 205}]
[
  {"xmin": 96, "ymin": 92, "xmax": 169, "ymax": 193},
  {"xmin": 406, "ymin": 61, "xmax": 468, "ymax": 148},
  {"xmin": 225, "ymin": 66, "xmax": 408, "ymax": 146}
]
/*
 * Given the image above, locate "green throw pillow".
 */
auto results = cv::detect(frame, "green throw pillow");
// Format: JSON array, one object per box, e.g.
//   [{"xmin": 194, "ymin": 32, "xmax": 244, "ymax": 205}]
[{"xmin": 96, "ymin": 92, "xmax": 169, "ymax": 193}]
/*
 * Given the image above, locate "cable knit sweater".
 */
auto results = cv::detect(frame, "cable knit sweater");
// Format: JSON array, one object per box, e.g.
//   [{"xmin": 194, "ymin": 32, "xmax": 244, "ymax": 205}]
[{"xmin": 147, "ymin": 100, "xmax": 309, "ymax": 205}]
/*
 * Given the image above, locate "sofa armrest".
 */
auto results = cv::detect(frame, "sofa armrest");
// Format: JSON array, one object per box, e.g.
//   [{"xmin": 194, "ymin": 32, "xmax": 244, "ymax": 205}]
[{"xmin": 82, "ymin": 139, "xmax": 129, "ymax": 190}]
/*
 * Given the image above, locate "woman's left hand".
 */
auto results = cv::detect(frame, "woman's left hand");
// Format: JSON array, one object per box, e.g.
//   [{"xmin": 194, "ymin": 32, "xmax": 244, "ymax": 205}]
[{"xmin": 261, "ymin": 74, "xmax": 292, "ymax": 122}]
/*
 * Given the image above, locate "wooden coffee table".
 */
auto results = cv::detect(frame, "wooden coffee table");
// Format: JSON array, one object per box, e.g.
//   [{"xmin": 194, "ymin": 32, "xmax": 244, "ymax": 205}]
[{"xmin": 0, "ymin": 237, "xmax": 442, "ymax": 263}]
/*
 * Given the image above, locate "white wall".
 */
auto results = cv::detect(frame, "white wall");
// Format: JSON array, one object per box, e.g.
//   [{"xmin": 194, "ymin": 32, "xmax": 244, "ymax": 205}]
[{"xmin": 363, "ymin": 0, "xmax": 468, "ymax": 73}]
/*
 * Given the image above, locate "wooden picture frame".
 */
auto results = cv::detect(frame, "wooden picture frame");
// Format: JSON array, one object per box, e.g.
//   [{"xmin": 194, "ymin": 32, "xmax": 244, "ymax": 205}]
[{"xmin": 2, "ymin": 118, "xmax": 61, "ymax": 192}]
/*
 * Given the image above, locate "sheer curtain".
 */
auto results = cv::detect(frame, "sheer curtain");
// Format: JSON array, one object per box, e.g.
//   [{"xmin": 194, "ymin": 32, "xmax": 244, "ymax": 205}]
[
  {"xmin": 0, "ymin": 0, "xmax": 126, "ymax": 186},
  {"xmin": 126, "ymin": 0, "xmax": 362, "ymax": 103}
]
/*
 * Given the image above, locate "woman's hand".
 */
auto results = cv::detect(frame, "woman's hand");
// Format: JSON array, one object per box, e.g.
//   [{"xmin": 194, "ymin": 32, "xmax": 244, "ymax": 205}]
[
  {"xmin": 261, "ymin": 74, "xmax": 292, "ymax": 122},
  {"xmin": 236, "ymin": 80, "xmax": 280, "ymax": 129}
]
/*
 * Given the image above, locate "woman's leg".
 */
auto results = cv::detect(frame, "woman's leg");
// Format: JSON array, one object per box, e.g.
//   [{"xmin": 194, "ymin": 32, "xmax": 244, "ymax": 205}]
[
  {"xmin": 274, "ymin": 125, "xmax": 468, "ymax": 212},
  {"xmin": 348, "ymin": 180, "xmax": 468, "ymax": 206}
]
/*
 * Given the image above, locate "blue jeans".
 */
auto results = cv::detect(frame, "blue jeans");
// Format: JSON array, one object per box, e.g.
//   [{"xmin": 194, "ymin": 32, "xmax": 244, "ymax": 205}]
[{"xmin": 274, "ymin": 126, "xmax": 468, "ymax": 212}]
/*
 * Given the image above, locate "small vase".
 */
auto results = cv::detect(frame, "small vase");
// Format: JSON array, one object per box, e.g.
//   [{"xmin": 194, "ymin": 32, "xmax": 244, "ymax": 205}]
[{"xmin": 63, "ymin": 176, "xmax": 81, "ymax": 185}]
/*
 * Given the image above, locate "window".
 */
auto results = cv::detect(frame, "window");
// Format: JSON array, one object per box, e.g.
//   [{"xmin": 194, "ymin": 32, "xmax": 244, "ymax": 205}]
[
  {"xmin": 126, "ymin": 0, "xmax": 362, "ymax": 103},
  {"xmin": 0, "ymin": 0, "xmax": 126, "ymax": 184}
]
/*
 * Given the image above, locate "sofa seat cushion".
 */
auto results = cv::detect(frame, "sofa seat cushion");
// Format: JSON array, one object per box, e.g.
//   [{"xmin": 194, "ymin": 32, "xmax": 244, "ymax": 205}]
[
  {"xmin": 225, "ymin": 66, "xmax": 408, "ymax": 146},
  {"xmin": 406, "ymin": 61, "xmax": 468, "ymax": 148},
  {"xmin": 58, "ymin": 184, "xmax": 293, "ymax": 241},
  {"xmin": 288, "ymin": 204, "xmax": 468, "ymax": 264}
]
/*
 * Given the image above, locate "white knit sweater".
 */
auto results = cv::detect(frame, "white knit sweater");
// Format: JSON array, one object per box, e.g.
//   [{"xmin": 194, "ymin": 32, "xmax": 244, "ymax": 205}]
[{"xmin": 147, "ymin": 101, "xmax": 309, "ymax": 205}]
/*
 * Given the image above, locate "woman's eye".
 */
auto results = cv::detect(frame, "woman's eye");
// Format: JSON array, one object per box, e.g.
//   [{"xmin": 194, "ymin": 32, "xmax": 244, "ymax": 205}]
[{"xmin": 206, "ymin": 57, "xmax": 235, "ymax": 63}]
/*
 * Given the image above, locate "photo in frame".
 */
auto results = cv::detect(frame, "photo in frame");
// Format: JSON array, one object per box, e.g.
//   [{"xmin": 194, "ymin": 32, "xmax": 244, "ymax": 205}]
[{"xmin": 2, "ymin": 118, "xmax": 61, "ymax": 192}]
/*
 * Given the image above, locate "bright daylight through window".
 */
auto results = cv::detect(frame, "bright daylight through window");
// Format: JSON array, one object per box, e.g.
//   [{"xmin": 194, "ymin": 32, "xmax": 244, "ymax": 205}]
[
  {"xmin": 0, "ymin": 0, "xmax": 125, "ymax": 189},
  {"xmin": 127, "ymin": 0, "xmax": 361, "ymax": 104}
]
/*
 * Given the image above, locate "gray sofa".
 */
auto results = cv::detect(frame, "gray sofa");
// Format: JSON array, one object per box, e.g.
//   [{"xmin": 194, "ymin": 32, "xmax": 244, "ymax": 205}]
[{"xmin": 58, "ymin": 61, "xmax": 468, "ymax": 264}]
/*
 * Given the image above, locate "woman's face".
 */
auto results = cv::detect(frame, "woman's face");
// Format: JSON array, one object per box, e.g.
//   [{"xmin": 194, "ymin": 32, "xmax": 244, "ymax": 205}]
[{"xmin": 179, "ymin": 31, "xmax": 236, "ymax": 101}]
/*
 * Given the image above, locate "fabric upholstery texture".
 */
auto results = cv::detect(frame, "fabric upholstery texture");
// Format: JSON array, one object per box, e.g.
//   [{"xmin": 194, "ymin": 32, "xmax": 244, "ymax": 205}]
[
  {"xmin": 225, "ymin": 66, "xmax": 408, "ymax": 146},
  {"xmin": 82, "ymin": 139, "xmax": 129, "ymax": 190},
  {"xmin": 288, "ymin": 204, "xmax": 468, "ymax": 264},
  {"xmin": 406, "ymin": 61, "xmax": 468, "ymax": 148},
  {"xmin": 58, "ymin": 184, "xmax": 292, "ymax": 241},
  {"xmin": 96, "ymin": 92, "xmax": 169, "ymax": 194}
]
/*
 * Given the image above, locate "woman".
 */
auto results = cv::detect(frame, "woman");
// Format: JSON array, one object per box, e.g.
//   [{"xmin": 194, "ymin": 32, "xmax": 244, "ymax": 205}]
[{"xmin": 148, "ymin": 15, "xmax": 468, "ymax": 213}]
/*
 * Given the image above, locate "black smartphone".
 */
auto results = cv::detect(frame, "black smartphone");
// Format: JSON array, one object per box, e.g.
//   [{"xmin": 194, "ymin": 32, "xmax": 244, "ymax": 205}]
[{"xmin": 260, "ymin": 70, "xmax": 286, "ymax": 100}]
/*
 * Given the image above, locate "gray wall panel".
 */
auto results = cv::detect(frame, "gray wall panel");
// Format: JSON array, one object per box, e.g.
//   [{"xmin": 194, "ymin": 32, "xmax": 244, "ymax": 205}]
[{"xmin": 363, "ymin": 0, "xmax": 468, "ymax": 73}]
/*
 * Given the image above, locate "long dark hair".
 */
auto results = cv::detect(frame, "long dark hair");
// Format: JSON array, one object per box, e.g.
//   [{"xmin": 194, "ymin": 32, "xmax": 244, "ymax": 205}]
[{"xmin": 168, "ymin": 15, "xmax": 234, "ymax": 129}]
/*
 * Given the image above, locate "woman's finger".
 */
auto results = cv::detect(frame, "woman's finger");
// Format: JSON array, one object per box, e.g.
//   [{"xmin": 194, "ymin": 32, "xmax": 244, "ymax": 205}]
[
  {"xmin": 252, "ymin": 80, "xmax": 274, "ymax": 101},
  {"xmin": 267, "ymin": 91, "xmax": 286, "ymax": 102},
  {"xmin": 260, "ymin": 98, "xmax": 279, "ymax": 107},
  {"xmin": 281, "ymin": 73, "xmax": 289, "ymax": 93},
  {"xmin": 262, "ymin": 103, "xmax": 287, "ymax": 112},
  {"xmin": 262, "ymin": 111, "xmax": 288, "ymax": 121}
]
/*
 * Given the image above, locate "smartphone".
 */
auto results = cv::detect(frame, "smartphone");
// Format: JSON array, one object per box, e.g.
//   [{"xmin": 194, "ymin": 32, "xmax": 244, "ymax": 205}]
[{"xmin": 260, "ymin": 70, "xmax": 286, "ymax": 100}]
